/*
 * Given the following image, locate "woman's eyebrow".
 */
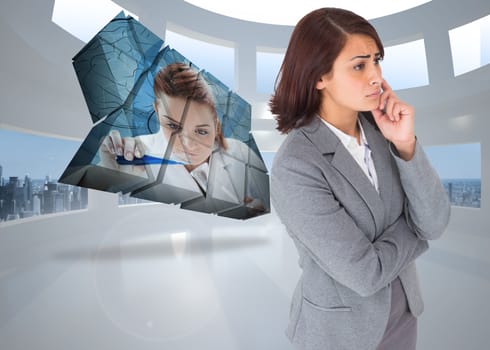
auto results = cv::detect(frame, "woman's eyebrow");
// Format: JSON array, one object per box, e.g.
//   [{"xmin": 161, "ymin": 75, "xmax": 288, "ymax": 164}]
[
  {"xmin": 161, "ymin": 114, "xmax": 181, "ymax": 125},
  {"xmin": 195, "ymin": 124, "xmax": 212, "ymax": 128},
  {"xmin": 350, "ymin": 52, "xmax": 381, "ymax": 60}
]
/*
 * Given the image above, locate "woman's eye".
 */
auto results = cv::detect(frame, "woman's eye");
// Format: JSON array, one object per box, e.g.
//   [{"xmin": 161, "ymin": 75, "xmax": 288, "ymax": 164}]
[
  {"xmin": 354, "ymin": 63, "xmax": 364, "ymax": 71},
  {"xmin": 166, "ymin": 123, "xmax": 181, "ymax": 131},
  {"xmin": 374, "ymin": 57, "xmax": 383, "ymax": 65},
  {"xmin": 196, "ymin": 129, "xmax": 209, "ymax": 136}
]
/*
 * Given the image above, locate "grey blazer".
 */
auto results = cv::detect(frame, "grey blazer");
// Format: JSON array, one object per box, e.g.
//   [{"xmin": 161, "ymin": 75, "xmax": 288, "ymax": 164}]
[{"xmin": 271, "ymin": 113, "xmax": 450, "ymax": 350}]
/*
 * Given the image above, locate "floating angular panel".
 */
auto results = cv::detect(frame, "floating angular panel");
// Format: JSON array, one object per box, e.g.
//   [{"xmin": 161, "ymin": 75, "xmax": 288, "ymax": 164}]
[
  {"xmin": 73, "ymin": 12, "xmax": 163, "ymax": 123},
  {"xmin": 60, "ymin": 108, "xmax": 156, "ymax": 194},
  {"xmin": 180, "ymin": 138, "xmax": 270, "ymax": 219},
  {"xmin": 200, "ymin": 71, "xmax": 251, "ymax": 143},
  {"xmin": 60, "ymin": 13, "xmax": 270, "ymax": 219},
  {"xmin": 242, "ymin": 132, "xmax": 267, "ymax": 166}
]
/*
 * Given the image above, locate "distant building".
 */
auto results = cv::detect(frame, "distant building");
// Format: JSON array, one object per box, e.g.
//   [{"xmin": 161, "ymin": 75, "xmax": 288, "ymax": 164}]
[
  {"xmin": 33, "ymin": 195, "xmax": 41, "ymax": 215},
  {"xmin": 442, "ymin": 179, "xmax": 481, "ymax": 208},
  {"xmin": 0, "ymin": 168, "xmax": 88, "ymax": 222}
]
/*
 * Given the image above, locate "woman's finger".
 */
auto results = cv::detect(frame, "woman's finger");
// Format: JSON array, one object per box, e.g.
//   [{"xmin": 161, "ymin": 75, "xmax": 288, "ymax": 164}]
[
  {"xmin": 123, "ymin": 137, "xmax": 136, "ymax": 161},
  {"xmin": 384, "ymin": 94, "xmax": 398, "ymax": 121},
  {"xmin": 378, "ymin": 80, "xmax": 391, "ymax": 110},
  {"xmin": 134, "ymin": 137, "xmax": 146, "ymax": 159},
  {"xmin": 392, "ymin": 102, "xmax": 402, "ymax": 122},
  {"xmin": 109, "ymin": 130, "xmax": 124, "ymax": 156},
  {"xmin": 381, "ymin": 79, "xmax": 392, "ymax": 93},
  {"xmin": 100, "ymin": 135, "xmax": 115, "ymax": 154}
]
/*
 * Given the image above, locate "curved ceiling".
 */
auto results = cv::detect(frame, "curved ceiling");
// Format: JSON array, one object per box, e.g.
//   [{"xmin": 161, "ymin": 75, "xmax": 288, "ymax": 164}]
[{"xmin": 184, "ymin": 0, "xmax": 432, "ymax": 25}]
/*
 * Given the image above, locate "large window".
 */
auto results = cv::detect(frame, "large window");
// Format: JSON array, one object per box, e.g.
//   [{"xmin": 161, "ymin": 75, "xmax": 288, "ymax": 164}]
[
  {"xmin": 424, "ymin": 143, "xmax": 481, "ymax": 208},
  {"xmin": 382, "ymin": 39, "xmax": 429, "ymax": 90},
  {"xmin": 0, "ymin": 129, "xmax": 88, "ymax": 222},
  {"xmin": 52, "ymin": 0, "xmax": 138, "ymax": 43},
  {"xmin": 165, "ymin": 29, "xmax": 235, "ymax": 90},
  {"xmin": 243, "ymin": 143, "xmax": 483, "ymax": 210},
  {"xmin": 256, "ymin": 50, "xmax": 284, "ymax": 94},
  {"xmin": 449, "ymin": 15, "xmax": 490, "ymax": 76}
]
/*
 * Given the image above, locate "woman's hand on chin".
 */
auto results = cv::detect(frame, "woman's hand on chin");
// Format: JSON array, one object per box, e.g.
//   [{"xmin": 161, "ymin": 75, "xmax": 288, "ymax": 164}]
[{"xmin": 371, "ymin": 80, "xmax": 416, "ymax": 160}]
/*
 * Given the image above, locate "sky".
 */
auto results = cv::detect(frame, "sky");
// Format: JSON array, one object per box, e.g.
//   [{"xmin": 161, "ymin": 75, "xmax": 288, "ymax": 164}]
[
  {"xmin": 0, "ymin": 129, "xmax": 81, "ymax": 180},
  {"xmin": 0, "ymin": 128, "xmax": 481, "ymax": 181},
  {"xmin": 424, "ymin": 143, "xmax": 481, "ymax": 179}
]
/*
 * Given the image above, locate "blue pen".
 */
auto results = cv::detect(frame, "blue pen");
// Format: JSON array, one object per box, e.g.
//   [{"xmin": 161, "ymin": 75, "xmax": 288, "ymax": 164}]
[{"xmin": 116, "ymin": 155, "xmax": 186, "ymax": 165}]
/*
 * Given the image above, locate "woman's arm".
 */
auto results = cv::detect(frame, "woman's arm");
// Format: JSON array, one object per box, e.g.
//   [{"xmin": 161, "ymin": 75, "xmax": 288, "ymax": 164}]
[
  {"xmin": 371, "ymin": 80, "xmax": 451, "ymax": 240},
  {"xmin": 271, "ymin": 142, "xmax": 428, "ymax": 297},
  {"xmin": 390, "ymin": 142, "xmax": 451, "ymax": 240}
]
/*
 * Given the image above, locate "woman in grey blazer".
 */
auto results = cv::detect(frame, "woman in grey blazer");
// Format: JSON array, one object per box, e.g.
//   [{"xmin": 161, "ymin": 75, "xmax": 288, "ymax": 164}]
[{"xmin": 269, "ymin": 8, "xmax": 450, "ymax": 350}]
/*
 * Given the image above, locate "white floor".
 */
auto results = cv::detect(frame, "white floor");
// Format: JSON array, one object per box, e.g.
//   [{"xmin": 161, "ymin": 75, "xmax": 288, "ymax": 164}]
[{"xmin": 1, "ymin": 201, "xmax": 489, "ymax": 349}]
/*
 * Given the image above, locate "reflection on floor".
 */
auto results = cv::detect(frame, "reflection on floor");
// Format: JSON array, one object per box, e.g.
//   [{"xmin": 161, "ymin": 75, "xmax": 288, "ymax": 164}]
[
  {"xmin": 0, "ymin": 204, "xmax": 489, "ymax": 349},
  {"xmin": 0, "ymin": 204, "xmax": 298, "ymax": 350}
]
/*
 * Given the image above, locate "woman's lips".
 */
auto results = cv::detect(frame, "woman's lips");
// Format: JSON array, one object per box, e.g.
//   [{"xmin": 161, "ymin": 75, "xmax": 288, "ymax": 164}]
[
  {"xmin": 174, "ymin": 150, "xmax": 200, "ymax": 160},
  {"xmin": 366, "ymin": 90, "xmax": 381, "ymax": 98}
]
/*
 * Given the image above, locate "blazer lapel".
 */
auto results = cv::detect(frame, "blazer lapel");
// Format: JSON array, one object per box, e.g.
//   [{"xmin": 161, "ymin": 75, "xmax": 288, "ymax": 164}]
[
  {"xmin": 301, "ymin": 116, "xmax": 386, "ymax": 236},
  {"xmin": 359, "ymin": 113, "xmax": 394, "ymax": 227}
]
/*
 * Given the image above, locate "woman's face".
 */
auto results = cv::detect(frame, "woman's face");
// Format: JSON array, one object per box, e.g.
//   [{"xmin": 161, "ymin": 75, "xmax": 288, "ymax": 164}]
[
  {"xmin": 154, "ymin": 95, "xmax": 217, "ymax": 168},
  {"xmin": 317, "ymin": 34, "xmax": 383, "ymax": 115}
]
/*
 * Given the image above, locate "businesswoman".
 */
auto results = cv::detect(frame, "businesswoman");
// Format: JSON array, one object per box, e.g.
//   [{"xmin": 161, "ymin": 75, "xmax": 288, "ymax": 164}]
[{"xmin": 270, "ymin": 8, "xmax": 450, "ymax": 350}]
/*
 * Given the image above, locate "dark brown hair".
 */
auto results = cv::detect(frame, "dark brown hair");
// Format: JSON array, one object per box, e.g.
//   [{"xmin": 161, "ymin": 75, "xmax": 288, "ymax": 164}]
[
  {"xmin": 154, "ymin": 62, "xmax": 227, "ymax": 149},
  {"xmin": 269, "ymin": 8, "xmax": 384, "ymax": 133}
]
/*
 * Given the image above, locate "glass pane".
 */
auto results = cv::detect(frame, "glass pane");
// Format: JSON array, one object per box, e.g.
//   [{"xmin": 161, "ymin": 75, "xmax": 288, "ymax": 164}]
[
  {"xmin": 449, "ymin": 15, "xmax": 490, "ymax": 76},
  {"xmin": 256, "ymin": 51, "xmax": 284, "ymax": 94},
  {"xmin": 0, "ymin": 128, "xmax": 88, "ymax": 221},
  {"xmin": 260, "ymin": 152, "xmax": 275, "ymax": 172},
  {"xmin": 165, "ymin": 30, "xmax": 235, "ymax": 90},
  {"xmin": 51, "ymin": 0, "xmax": 138, "ymax": 43},
  {"xmin": 382, "ymin": 39, "xmax": 429, "ymax": 90},
  {"xmin": 424, "ymin": 143, "xmax": 481, "ymax": 208}
]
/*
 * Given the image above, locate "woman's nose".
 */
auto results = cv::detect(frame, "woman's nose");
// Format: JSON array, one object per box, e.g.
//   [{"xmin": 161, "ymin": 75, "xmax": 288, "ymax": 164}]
[
  {"xmin": 179, "ymin": 132, "xmax": 198, "ymax": 148},
  {"xmin": 369, "ymin": 67, "xmax": 382, "ymax": 86}
]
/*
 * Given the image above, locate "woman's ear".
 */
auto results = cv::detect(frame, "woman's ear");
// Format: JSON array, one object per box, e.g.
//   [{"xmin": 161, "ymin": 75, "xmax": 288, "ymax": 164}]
[{"xmin": 316, "ymin": 74, "xmax": 328, "ymax": 90}]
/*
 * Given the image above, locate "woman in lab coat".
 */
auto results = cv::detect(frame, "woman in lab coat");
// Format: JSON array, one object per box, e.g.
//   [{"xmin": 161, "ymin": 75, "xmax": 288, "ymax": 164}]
[{"xmin": 98, "ymin": 62, "xmax": 269, "ymax": 218}]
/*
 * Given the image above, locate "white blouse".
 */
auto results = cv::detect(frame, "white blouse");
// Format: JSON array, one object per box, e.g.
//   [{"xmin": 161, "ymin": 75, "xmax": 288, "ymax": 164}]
[{"xmin": 319, "ymin": 116, "xmax": 379, "ymax": 192}]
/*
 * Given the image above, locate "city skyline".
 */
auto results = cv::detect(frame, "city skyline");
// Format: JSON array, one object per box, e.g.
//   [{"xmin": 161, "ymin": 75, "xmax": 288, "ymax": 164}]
[
  {"xmin": 1, "ymin": 128, "xmax": 482, "ymax": 181},
  {"xmin": 0, "ymin": 129, "xmax": 481, "ymax": 220},
  {"xmin": 0, "ymin": 173, "xmax": 88, "ymax": 221}
]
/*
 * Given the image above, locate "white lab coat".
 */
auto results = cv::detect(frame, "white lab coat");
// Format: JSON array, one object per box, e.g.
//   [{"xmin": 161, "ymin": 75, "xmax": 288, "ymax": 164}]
[{"xmin": 136, "ymin": 129, "xmax": 270, "ymax": 216}]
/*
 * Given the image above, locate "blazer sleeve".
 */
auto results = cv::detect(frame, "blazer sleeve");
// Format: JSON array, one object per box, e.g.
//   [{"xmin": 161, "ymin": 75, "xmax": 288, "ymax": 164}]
[
  {"xmin": 271, "ymin": 139, "xmax": 428, "ymax": 297},
  {"xmin": 390, "ymin": 141, "xmax": 451, "ymax": 240}
]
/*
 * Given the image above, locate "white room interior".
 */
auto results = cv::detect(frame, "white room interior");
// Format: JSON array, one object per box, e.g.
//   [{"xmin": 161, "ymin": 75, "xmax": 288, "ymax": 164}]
[{"xmin": 1, "ymin": 0, "xmax": 489, "ymax": 349}]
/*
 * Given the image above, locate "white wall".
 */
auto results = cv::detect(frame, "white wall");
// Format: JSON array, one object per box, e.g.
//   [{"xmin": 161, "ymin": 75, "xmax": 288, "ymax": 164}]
[{"xmin": 1, "ymin": 0, "xmax": 490, "ymax": 349}]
